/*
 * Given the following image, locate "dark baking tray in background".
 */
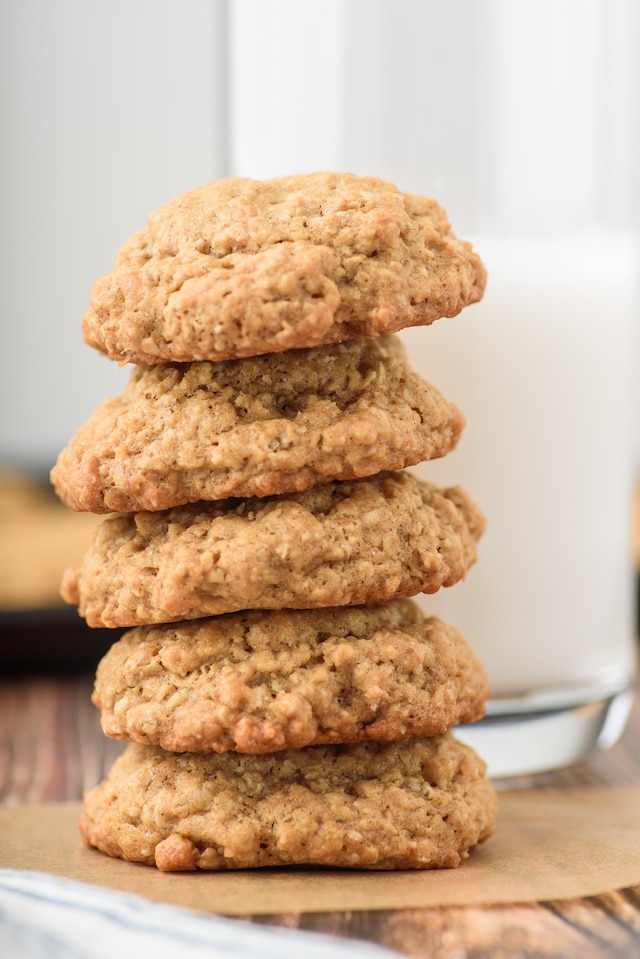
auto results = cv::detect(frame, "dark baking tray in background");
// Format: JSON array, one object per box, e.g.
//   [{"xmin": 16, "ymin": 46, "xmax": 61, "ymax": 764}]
[
  {"xmin": 0, "ymin": 607, "xmax": 122, "ymax": 675},
  {"xmin": 0, "ymin": 466, "xmax": 120, "ymax": 675}
]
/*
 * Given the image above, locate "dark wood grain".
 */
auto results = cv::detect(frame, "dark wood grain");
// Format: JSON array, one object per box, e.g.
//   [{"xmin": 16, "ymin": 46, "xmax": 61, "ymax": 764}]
[
  {"xmin": 0, "ymin": 675, "xmax": 124, "ymax": 803},
  {"xmin": 1, "ymin": 671, "xmax": 640, "ymax": 958}
]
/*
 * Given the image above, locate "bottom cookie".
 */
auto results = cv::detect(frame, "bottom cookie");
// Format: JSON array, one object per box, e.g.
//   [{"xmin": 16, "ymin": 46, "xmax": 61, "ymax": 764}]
[{"xmin": 80, "ymin": 736, "xmax": 497, "ymax": 871}]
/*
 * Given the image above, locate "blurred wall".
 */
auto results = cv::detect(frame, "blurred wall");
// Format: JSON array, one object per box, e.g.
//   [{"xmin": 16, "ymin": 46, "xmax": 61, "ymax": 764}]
[
  {"xmin": 1, "ymin": 0, "xmax": 638, "ymax": 473},
  {"xmin": 0, "ymin": 0, "xmax": 228, "ymax": 471}
]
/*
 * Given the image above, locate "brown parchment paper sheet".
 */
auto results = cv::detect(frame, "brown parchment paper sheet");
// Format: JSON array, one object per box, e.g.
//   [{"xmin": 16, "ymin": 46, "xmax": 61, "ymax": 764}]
[{"xmin": 1, "ymin": 786, "xmax": 639, "ymax": 915}]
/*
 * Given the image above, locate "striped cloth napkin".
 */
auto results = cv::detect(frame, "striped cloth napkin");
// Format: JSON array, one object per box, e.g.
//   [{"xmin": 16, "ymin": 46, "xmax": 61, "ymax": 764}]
[{"xmin": 0, "ymin": 869, "xmax": 398, "ymax": 959}]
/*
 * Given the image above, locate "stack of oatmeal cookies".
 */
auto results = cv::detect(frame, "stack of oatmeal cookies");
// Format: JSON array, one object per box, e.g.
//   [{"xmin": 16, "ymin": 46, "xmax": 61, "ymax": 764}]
[{"xmin": 52, "ymin": 172, "xmax": 497, "ymax": 871}]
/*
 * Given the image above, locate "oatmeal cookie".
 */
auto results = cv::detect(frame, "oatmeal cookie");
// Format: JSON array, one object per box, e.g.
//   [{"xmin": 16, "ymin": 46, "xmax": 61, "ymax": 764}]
[
  {"xmin": 93, "ymin": 601, "xmax": 488, "ymax": 753},
  {"xmin": 82, "ymin": 172, "xmax": 486, "ymax": 365},
  {"xmin": 80, "ymin": 735, "xmax": 497, "ymax": 870},
  {"xmin": 51, "ymin": 336, "xmax": 464, "ymax": 513},
  {"xmin": 61, "ymin": 472, "xmax": 485, "ymax": 627}
]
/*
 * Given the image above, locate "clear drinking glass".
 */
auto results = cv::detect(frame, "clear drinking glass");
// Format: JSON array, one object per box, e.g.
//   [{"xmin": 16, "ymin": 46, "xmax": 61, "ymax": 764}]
[{"xmin": 399, "ymin": 2, "xmax": 640, "ymax": 776}]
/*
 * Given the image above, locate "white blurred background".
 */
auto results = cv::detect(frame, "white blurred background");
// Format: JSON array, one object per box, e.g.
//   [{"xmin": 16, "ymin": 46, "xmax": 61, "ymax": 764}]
[{"xmin": 0, "ymin": 0, "xmax": 638, "ymax": 474}]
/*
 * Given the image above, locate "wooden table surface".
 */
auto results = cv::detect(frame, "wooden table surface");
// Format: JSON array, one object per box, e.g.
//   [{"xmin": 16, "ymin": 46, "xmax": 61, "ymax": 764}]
[{"xmin": 2, "ymin": 668, "xmax": 640, "ymax": 959}]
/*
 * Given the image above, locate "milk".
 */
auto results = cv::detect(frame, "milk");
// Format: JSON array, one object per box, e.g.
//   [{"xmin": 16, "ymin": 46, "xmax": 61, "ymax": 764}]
[{"xmin": 403, "ymin": 232, "xmax": 638, "ymax": 711}]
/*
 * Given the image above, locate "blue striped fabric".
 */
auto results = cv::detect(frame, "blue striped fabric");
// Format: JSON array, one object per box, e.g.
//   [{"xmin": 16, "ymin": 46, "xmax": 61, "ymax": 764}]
[{"xmin": 0, "ymin": 869, "xmax": 398, "ymax": 959}]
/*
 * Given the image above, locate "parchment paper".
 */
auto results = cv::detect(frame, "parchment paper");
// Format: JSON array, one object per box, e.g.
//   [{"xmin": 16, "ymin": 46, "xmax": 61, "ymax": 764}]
[{"xmin": 1, "ymin": 785, "xmax": 639, "ymax": 915}]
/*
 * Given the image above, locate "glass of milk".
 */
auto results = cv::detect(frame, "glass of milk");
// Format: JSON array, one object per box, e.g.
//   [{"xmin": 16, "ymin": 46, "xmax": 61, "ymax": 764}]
[{"xmin": 395, "ymin": 2, "xmax": 640, "ymax": 777}]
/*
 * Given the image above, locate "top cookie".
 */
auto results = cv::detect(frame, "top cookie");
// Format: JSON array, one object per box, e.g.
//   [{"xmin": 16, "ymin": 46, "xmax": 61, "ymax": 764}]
[{"xmin": 82, "ymin": 172, "xmax": 487, "ymax": 365}]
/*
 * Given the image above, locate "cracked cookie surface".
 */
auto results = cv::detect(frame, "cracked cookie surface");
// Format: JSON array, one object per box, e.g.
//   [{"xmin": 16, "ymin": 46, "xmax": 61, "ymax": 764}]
[
  {"xmin": 51, "ymin": 336, "xmax": 464, "ymax": 513},
  {"xmin": 80, "ymin": 735, "xmax": 497, "ymax": 870},
  {"xmin": 82, "ymin": 172, "xmax": 486, "ymax": 365},
  {"xmin": 61, "ymin": 471, "xmax": 485, "ymax": 627},
  {"xmin": 93, "ymin": 601, "xmax": 488, "ymax": 753}
]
